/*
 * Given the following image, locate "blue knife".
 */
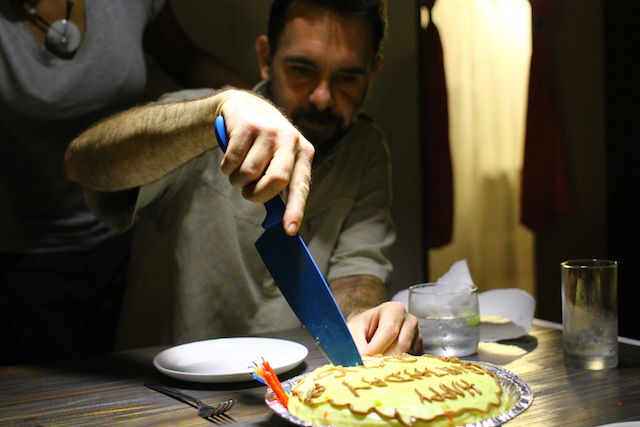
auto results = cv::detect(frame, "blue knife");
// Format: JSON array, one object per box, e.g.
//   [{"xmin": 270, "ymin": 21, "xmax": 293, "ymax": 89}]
[{"xmin": 214, "ymin": 115, "xmax": 363, "ymax": 367}]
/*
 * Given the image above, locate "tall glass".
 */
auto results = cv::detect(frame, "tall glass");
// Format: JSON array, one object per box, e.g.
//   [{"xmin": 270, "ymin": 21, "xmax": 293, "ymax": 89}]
[
  {"xmin": 561, "ymin": 259, "xmax": 618, "ymax": 370},
  {"xmin": 408, "ymin": 283, "xmax": 480, "ymax": 357}
]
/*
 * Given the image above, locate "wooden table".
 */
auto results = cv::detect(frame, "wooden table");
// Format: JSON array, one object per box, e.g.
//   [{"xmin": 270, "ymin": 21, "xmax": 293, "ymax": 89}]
[{"xmin": 1, "ymin": 324, "xmax": 639, "ymax": 426}]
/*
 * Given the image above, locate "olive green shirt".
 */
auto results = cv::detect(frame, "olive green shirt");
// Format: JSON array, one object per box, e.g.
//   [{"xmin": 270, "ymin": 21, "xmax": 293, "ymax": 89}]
[{"xmin": 86, "ymin": 87, "xmax": 395, "ymax": 348}]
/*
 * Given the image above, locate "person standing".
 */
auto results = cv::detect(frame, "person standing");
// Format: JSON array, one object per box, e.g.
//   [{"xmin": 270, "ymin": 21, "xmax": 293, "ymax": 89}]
[{"xmin": 0, "ymin": 0, "xmax": 249, "ymax": 365}]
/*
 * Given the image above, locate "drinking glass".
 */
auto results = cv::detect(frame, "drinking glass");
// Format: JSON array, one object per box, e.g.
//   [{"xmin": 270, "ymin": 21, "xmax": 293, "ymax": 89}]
[
  {"xmin": 561, "ymin": 259, "xmax": 618, "ymax": 370},
  {"xmin": 408, "ymin": 282, "xmax": 480, "ymax": 357}
]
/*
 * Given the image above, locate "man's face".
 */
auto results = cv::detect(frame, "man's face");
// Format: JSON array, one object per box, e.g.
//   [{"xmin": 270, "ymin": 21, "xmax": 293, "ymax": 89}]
[{"xmin": 257, "ymin": 7, "xmax": 381, "ymax": 153}]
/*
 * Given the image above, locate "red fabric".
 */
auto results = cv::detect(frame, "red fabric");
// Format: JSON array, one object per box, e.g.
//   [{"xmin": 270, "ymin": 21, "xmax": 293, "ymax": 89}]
[
  {"xmin": 419, "ymin": 0, "xmax": 454, "ymax": 249},
  {"xmin": 521, "ymin": 0, "xmax": 571, "ymax": 232}
]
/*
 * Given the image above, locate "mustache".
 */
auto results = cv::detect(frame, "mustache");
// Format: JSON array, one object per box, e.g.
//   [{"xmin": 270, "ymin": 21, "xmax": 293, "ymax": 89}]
[{"xmin": 291, "ymin": 106, "xmax": 343, "ymax": 128}]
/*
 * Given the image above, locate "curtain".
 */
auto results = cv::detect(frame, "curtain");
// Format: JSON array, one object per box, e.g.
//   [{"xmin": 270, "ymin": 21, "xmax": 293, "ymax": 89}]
[
  {"xmin": 521, "ymin": 0, "xmax": 571, "ymax": 232},
  {"xmin": 428, "ymin": 0, "xmax": 535, "ymax": 295},
  {"xmin": 418, "ymin": 0, "xmax": 454, "ymax": 252}
]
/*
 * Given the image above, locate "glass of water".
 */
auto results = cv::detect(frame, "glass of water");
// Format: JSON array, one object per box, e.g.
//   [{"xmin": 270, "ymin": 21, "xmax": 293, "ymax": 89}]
[
  {"xmin": 408, "ymin": 282, "xmax": 480, "ymax": 357},
  {"xmin": 561, "ymin": 259, "xmax": 618, "ymax": 370}
]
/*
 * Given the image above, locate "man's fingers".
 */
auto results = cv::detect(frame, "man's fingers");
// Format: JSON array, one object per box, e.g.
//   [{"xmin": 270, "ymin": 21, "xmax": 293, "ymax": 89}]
[
  {"xmin": 237, "ymin": 149, "xmax": 293, "ymax": 202},
  {"xmin": 222, "ymin": 128, "xmax": 276, "ymax": 189},
  {"xmin": 361, "ymin": 314, "xmax": 402, "ymax": 355},
  {"xmin": 363, "ymin": 321, "xmax": 420, "ymax": 356},
  {"xmin": 281, "ymin": 145, "xmax": 313, "ymax": 235},
  {"xmin": 393, "ymin": 314, "xmax": 421, "ymax": 355},
  {"xmin": 216, "ymin": 92, "xmax": 314, "ymax": 236},
  {"xmin": 220, "ymin": 125, "xmax": 313, "ymax": 235},
  {"xmin": 357, "ymin": 302, "xmax": 421, "ymax": 356},
  {"xmin": 239, "ymin": 134, "xmax": 313, "ymax": 235},
  {"xmin": 349, "ymin": 327, "xmax": 369, "ymax": 355},
  {"xmin": 219, "ymin": 123, "xmax": 256, "ymax": 177}
]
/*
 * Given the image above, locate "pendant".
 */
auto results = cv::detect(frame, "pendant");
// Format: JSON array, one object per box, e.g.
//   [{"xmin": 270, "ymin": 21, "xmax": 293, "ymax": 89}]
[{"xmin": 46, "ymin": 19, "xmax": 82, "ymax": 54}]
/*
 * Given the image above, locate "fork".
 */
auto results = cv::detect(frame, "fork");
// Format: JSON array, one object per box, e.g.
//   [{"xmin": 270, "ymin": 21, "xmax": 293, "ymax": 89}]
[{"xmin": 145, "ymin": 381, "xmax": 236, "ymax": 418}]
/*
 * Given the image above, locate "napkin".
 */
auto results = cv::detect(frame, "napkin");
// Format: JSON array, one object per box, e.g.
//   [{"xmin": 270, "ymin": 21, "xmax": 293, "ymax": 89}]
[{"xmin": 392, "ymin": 259, "xmax": 536, "ymax": 342}]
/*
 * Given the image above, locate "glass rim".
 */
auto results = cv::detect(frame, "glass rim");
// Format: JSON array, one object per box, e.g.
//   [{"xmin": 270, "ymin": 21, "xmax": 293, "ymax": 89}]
[
  {"xmin": 561, "ymin": 259, "xmax": 617, "ymax": 269},
  {"xmin": 409, "ymin": 282, "xmax": 477, "ymax": 294}
]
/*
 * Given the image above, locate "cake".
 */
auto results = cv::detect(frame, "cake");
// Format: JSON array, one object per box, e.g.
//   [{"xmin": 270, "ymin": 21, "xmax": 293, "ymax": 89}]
[{"xmin": 286, "ymin": 354, "xmax": 510, "ymax": 427}]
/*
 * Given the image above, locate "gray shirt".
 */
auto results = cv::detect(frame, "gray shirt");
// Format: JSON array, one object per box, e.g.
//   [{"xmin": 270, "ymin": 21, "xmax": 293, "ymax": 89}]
[
  {"xmin": 86, "ymin": 88, "xmax": 396, "ymax": 348},
  {"xmin": 0, "ymin": 0, "xmax": 165, "ymax": 252}
]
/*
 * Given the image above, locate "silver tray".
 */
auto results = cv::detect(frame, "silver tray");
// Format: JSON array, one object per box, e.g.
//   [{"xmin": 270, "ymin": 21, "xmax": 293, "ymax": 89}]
[{"xmin": 265, "ymin": 361, "xmax": 533, "ymax": 427}]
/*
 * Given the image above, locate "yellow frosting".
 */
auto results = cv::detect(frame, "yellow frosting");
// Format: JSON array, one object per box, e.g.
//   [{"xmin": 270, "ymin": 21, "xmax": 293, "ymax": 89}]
[{"xmin": 288, "ymin": 354, "xmax": 510, "ymax": 427}]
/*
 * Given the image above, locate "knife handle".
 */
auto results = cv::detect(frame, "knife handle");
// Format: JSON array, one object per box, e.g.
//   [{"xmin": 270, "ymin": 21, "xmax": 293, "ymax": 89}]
[
  {"xmin": 214, "ymin": 115, "xmax": 229, "ymax": 152},
  {"xmin": 214, "ymin": 115, "xmax": 287, "ymax": 230}
]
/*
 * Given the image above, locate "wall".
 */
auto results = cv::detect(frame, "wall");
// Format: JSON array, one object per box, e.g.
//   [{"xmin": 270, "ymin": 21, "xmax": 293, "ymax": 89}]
[
  {"xmin": 534, "ymin": 0, "xmax": 608, "ymax": 324},
  {"xmin": 535, "ymin": 0, "xmax": 640, "ymax": 340},
  {"xmin": 158, "ymin": 0, "xmax": 425, "ymax": 298}
]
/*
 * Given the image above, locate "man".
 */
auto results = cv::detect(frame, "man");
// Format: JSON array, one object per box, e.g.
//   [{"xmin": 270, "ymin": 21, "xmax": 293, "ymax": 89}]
[{"xmin": 64, "ymin": 0, "xmax": 421, "ymax": 356}]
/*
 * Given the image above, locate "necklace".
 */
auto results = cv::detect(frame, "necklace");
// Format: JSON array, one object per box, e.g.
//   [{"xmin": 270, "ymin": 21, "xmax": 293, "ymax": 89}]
[{"xmin": 21, "ymin": 0, "xmax": 82, "ymax": 54}]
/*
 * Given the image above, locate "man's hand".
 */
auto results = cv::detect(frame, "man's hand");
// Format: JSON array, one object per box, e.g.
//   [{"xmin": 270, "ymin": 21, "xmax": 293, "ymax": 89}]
[
  {"xmin": 330, "ymin": 276, "xmax": 421, "ymax": 355},
  {"xmin": 216, "ymin": 90, "xmax": 315, "ymax": 235},
  {"xmin": 347, "ymin": 301, "xmax": 422, "ymax": 356}
]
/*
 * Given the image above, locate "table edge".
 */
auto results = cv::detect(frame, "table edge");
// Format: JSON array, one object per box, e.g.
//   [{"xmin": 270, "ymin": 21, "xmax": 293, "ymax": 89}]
[{"xmin": 532, "ymin": 317, "xmax": 640, "ymax": 347}]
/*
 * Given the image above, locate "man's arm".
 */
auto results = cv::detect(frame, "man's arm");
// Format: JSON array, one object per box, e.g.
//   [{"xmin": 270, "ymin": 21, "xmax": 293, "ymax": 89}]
[
  {"xmin": 63, "ymin": 89, "xmax": 314, "ymax": 235},
  {"xmin": 332, "ymin": 275, "xmax": 423, "ymax": 356},
  {"xmin": 64, "ymin": 94, "xmax": 217, "ymax": 192},
  {"xmin": 331, "ymin": 275, "xmax": 388, "ymax": 320}
]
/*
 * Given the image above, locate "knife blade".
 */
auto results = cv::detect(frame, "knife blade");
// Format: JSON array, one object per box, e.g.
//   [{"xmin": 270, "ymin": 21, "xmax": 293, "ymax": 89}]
[{"xmin": 214, "ymin": 115, "xmax": 363, "ymax": 367}]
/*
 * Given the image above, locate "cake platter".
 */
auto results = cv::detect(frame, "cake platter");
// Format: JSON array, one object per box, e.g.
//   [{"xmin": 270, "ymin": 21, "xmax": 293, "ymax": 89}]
[{"xmin": 265, "ymin": 361, "xmax": 533, "ymax": 427}]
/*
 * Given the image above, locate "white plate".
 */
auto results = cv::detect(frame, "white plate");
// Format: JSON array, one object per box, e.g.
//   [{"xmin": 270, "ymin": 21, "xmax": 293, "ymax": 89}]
[{"xmin": 153, "ymin": 337, "xmax": 309, "ymax": 383}]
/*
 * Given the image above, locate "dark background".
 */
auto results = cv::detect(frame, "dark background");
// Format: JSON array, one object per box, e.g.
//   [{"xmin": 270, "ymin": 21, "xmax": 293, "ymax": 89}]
[
  {"xmin": 603, "ymin": 2, "xmax": 640, "ymax": 340},
  {"xmin": 535, "ymin": 2, "xmax": 640, "ymax": 340}
]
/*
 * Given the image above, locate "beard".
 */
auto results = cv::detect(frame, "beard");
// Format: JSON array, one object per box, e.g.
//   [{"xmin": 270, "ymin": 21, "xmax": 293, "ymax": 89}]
[{"xmin": 290, "ymin": 104, "xmax": 346, "ymax": 155}]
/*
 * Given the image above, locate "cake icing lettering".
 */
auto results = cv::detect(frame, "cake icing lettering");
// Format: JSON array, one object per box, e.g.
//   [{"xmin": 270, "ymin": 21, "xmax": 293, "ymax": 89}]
[
  {"xmin": 439, "ymin": 383, "xmax": 463, "ymax": 399},
  {"xmin": 316, "ymin": 366, "xmax": 348, "ymax": 379},
  {"xmin": 436, "ymin": 366, "xmax": 464, "ymax": 375},
  {"xmin": 384, "ymin": 372, "xmax": 413, "ymax": 382},
  {"xmin": 457, "ymin": 379, "xmax": 482, "ymax": 396},
  {"xmin": 459, "ymin": 363, "xmax": 488, "ymax": 376},
  {"xmin": 361, "ymin": 376, "xmax": 388, "ymax": 387},
  {"xmin": 342, "ymin": 380, "xmax": 372, "ymax": 397},
  {"xmin": 303, "ymin": 382, "xmax": 325, "ymax": 403},
  {"xmin": 383, "ymin": 354, "xmax": 418, "ymax": 363}
]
